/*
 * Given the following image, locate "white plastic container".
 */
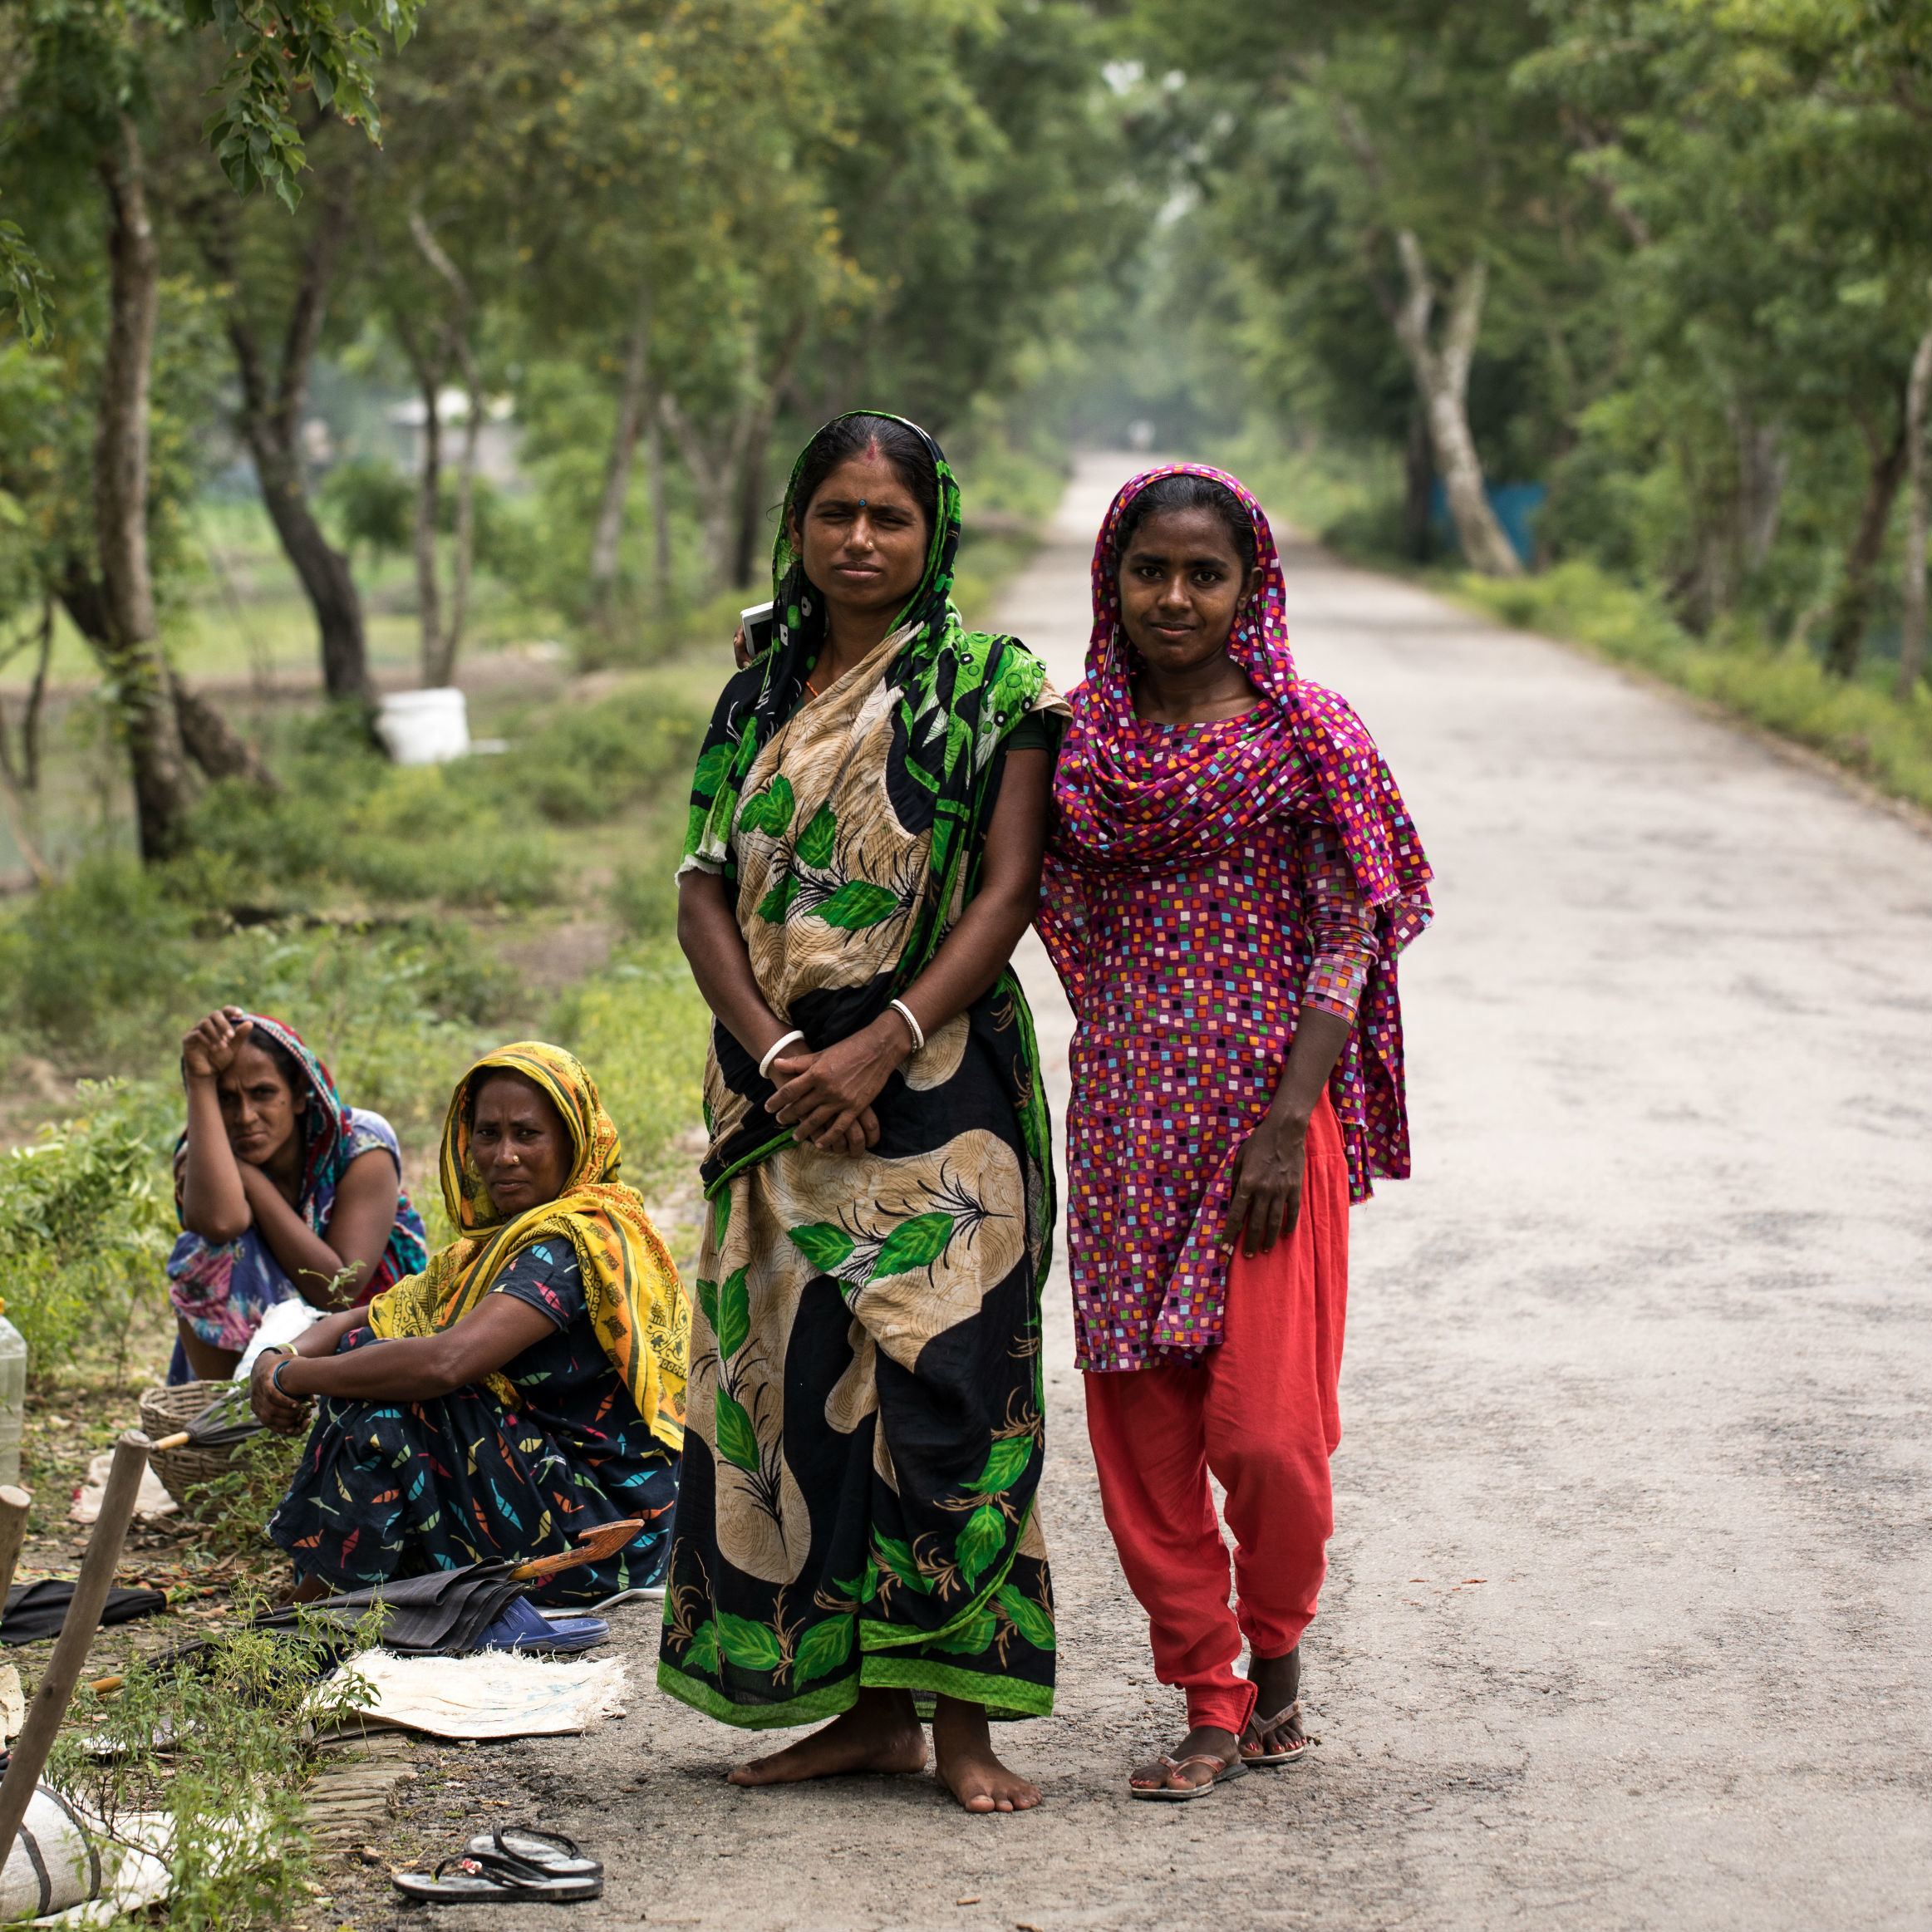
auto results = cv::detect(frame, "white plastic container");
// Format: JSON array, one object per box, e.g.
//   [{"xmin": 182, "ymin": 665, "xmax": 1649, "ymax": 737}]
[
  {"xmin": 0, "ymin": 1315, "xmax": 24, "ymax": 1487},
  {"xmin": 376, "ymin": 687, "xmax": 471, "ymax": 765}
]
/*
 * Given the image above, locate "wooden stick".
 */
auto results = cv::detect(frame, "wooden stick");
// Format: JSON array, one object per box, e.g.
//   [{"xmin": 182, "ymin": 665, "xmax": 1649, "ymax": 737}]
[
  {"xmin": 150, "ymin": 1432, "xmax": 189, "ymax": 1453},
  {"xmin": 0, "ymin": 1487, "xmax": 31, "ymax": 1611},
  {"xmin": 0, "ymin": 1433, "xmax": 150, "ymax": 1854}
]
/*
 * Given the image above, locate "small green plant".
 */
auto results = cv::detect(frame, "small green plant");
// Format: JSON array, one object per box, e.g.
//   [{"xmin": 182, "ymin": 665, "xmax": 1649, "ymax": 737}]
[
  {"xmin": 178, "ymin": 1424, "xmax": 307, "ymax": 1560},
  {"xmin": 44, "ymin": 1607, "xmax": 379, "ymax": 1932},
  {"xmin": 0, "ymin": 1081, "xmax": 177, "ymax": 1381}
]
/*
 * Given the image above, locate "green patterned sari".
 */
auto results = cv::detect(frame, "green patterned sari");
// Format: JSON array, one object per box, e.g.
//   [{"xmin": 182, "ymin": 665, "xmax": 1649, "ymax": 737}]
[{"xmin": 658, "ymin": 416, "xmax": 1065, "ymax": 1726}]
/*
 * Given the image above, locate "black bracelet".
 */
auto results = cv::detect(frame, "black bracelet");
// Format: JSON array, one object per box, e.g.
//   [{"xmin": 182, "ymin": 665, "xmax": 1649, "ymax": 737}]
[{"xmin": 271, "ymin": 1356, "xmax": 299, "ymax": 1399}]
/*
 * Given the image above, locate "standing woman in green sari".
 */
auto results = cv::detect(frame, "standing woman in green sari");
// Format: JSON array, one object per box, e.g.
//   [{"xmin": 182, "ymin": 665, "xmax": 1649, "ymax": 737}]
[{"xmin": 661, "ymin": 412, "xmax": 1065, "ymax": 1813}]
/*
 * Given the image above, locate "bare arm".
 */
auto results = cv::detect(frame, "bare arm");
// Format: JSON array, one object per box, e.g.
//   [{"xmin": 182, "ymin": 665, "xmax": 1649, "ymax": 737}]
[
  {"xmin": 677, "ymin": 868, "xmax": 799, "ymax": 1069},
  {"xmin": 248, "ymin": 1295, "xmax": 556, "ymax": 1433},
  {"xmin": 767, "ymin": 746, "xmax": 1054, "ymax": 1150},
  {"xmin": 178, "ymin": 1015, "xmax": 251, "ymax": 1243},
  {"xmin": 1222, "ymin": 1006, "xmax": 1352, "ymax": 1258},
  {"xmin": 238, "ymin": 1149, "xmax": 404, "ymax": 1310}
]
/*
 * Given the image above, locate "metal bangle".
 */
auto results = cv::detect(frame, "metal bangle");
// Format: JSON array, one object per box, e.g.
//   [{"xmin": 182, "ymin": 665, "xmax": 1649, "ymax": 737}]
[
  {"xmin": 889, "ymin": 999, "xmax": 925, "ymax": 1054},
  {"xmin": 758, "ymin": 1029, "xmax": 805, "ymax": 1081}
]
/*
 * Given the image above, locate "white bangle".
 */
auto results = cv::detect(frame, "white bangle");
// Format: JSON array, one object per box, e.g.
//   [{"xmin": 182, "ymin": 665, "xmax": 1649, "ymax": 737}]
[
  {"xmin": 889, "ymin": 999, "xmax": 925, "ymax": 1054},
  {"xmin": 758, "ymin": 1029, "xmax": 805, "ymax": 1081}
]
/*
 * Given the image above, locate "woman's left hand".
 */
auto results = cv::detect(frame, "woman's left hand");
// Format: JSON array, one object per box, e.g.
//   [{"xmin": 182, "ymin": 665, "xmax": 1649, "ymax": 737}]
[
  {"xmin": 767, "ymin": 1026, "xmax": 901, "ymax": 1153},
  {"xmin": 1222, "ymin": 1111, "xmax": 1310, "ymax": 1258},
  {"xmin": 249, "ymin": 1349, "xmax": 310, "ymax": 1434}
]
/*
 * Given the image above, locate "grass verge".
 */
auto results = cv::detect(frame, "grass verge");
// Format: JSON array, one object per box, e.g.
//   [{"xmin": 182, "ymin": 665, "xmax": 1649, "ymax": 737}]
[{"xmin": 1453, "ymin": 562, "xmax": 1932, "ymax": 817}]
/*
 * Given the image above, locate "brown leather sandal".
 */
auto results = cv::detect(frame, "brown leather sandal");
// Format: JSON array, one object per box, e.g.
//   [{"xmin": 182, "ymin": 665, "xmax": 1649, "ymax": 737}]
[
  {"xmin": 1128, "ymin": 1747, "xmax": 1249, "ymax": 1802},
  {"xmin": 1241, "ymin": 1698, "xmax": 1313, "ymax": 1768}
]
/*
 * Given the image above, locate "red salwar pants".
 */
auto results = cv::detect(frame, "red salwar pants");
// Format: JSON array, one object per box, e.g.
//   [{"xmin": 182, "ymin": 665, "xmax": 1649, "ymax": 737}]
[{"xmin": 1084, "ymin": 1090, "xmax": 1349, "ymax": 1738}]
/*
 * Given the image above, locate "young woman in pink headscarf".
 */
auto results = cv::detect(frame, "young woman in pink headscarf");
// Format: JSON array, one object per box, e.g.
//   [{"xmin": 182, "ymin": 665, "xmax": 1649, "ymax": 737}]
[{"xmin": 1039, "ymin": 467, "xmax": 1432, "ymax": 1801}]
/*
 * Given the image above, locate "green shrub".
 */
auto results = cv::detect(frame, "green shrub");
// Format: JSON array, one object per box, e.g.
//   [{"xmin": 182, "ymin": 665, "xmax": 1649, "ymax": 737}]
[
  {"xmin": 0, "ymin": 858, "xmax": 195, "ymax": 1047},
  {"xmin": 0, "ymin": 1081, "xmax": 176, "ymax": 1381},
  {"xmin": 320, "ymin": 455, "xmax": 414, "ymax": 562},
  {"xmin": 555, "ymin": 939, "xmax": 711, "ymax": 1183}
]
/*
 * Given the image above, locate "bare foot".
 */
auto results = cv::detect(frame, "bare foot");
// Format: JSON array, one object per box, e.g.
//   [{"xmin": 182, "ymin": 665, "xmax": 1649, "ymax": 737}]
[
  {"xmin": 727, "ymin": 1688, "xmax": 928, "ymax": 1787},
  {"xmin": 1128, "ymin": 1723, "xmax": 1241, "ymax": 1794},
  {"xmin": 932, "ymin": 1695, "xmax": 1041, "ymax": 1813}
]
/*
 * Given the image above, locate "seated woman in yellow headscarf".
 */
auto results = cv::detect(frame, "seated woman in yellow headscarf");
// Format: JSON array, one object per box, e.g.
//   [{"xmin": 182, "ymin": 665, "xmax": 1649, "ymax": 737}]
[{"xmin": 250, "ymin": 1045, "xmax": 689, "ymax": 1605}]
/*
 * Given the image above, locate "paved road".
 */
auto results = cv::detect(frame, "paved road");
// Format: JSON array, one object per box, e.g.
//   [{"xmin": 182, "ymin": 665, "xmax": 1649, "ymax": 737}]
[{"xmin": 398, "ymin": 456, "xmax": 1931, "ymax": 1931}]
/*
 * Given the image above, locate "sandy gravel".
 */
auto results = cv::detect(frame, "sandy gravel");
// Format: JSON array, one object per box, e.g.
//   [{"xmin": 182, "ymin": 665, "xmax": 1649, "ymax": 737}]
[{"xmin": 376, "ymin": 456, "xmax": 1932, "ymax": 1932}]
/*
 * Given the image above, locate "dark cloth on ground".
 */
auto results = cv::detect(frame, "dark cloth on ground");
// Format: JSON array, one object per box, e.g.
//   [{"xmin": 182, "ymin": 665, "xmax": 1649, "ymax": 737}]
[
  {"xmin": 1, "ymin": 1580, "xmax": 169, "ymax": 1645},
  {"xmin": 250, "ymin": 1561, "xmax": 525, "ymax": 1657},
  {"xmin": 267, "ymin": 1240, "xmax": 679, "ymax": 1606}
]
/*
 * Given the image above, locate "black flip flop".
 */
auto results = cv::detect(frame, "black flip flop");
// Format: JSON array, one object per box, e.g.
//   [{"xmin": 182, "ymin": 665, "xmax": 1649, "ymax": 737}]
[
  {"xmin": 461, "ymin": 1826, "xmax": 602, "ymax": 1880},
  {"xmin": 391, "ymin": 1848, "xmax": 603, "ymax": 1904}
]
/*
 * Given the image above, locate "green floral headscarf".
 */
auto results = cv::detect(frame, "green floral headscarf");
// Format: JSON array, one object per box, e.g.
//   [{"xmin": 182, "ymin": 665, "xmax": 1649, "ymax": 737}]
[{"xmin": 681, "ymin": 410, "xmax": 1048, "ymax": 990}]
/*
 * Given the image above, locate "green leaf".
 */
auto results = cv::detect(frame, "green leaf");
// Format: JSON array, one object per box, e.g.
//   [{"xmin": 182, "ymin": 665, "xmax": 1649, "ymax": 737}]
[
  {"xmin": 995, "ymin": 1583, "xmax": 1056, "ymax": 1653},
  {"xmin": 795, "ymin": 802, "xmax": 838, "ymax": 868},
  {"xmin": 868, "ymin": 1212, "xmax": 956, "ymax": 1281},
  {"xmin": 955, "ymin": 1504, "xmax": 1005, "ymax": 1588},
  {"xmin": 928, "ymin": 1610, "xmax": 997, "ymax": 1656},
  {"xmin": 755, "ymin": 877, "xmax": 799, "ymax": 924},
  {"xmin": 736, "ymin": 774, "xmax": 795, "ymax": 837},
  {"xmin": 714, "ymin": 1389, "xmax": 760, "ymax": 1472},
  {"xmin": 970, "ymin": 1435, "xmax": 1035, "ymax": 1495},
  {"xmin": 715, "ymin": 1610, "xmax": 785, "ymax": 1673},
  {"xmin": 712, "ymin": 1192, "xmax": 730, "ymax": 1249},
  {"xmin": 691, "ymin": 740, "xmax": 733, "ymax": 800},
  {"xmin": 693, "ymin": 1276, "xmax": 718, "ymax": 1335},
  {"xmin": 789, "ymin": 1221, "xmax": 857, "ymax": 1276},
  {"xmin": 814, "ymin": 881, "xmax": 900, "ymax": 930},
  {"xmin": 873, "ymin": 1534, "xmax": 927, "ymax": 1594},
  {"xmin": 686, "ymin": 1619, "xmax": 720, "ymax": 1674},
  {"xmin": 791, "ymin": 1614, "xmax": 854, "ymax": 1686},
  {"xmin": 716, "ymin": 1267, "xmax": 750, "ymax": 1361}
]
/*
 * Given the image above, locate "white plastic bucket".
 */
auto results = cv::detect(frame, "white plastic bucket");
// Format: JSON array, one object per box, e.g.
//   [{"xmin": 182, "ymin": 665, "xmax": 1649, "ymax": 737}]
[{"xmin": 376, "ymin": 687, "xmax": 471, "ymax": 765}]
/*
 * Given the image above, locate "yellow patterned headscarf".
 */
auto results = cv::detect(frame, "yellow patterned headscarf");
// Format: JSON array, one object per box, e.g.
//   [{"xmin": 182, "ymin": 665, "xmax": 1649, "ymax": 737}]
[{"xmin": 366, "ymin": 1042, "xmax": 688, "ymax": 1450}]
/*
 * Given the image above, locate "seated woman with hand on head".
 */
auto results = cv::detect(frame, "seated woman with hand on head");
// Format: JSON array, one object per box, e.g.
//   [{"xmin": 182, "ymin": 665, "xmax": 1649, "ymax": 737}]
[
  {"xmin": 253, "ymin": 1045, "xmax": 689, "ymax": 1606},
  {"xmin": 169, "ymin": 1007, "xmax": 427, "ymax": 1383}
]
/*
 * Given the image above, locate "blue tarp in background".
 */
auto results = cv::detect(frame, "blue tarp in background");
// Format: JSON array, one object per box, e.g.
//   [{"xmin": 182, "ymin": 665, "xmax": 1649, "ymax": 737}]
[{"xmin": 1429, "ymin": 479, "xmax": 1546, "ymax": 565}]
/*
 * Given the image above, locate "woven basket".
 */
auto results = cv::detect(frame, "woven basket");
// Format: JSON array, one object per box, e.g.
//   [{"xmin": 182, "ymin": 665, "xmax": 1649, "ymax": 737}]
[{"xmin": 138, "ymin": 1381, "xmax": 248, "ymax": 1506}]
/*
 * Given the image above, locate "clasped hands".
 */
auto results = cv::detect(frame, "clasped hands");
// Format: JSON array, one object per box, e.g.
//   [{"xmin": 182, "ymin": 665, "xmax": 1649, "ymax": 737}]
[{"xmin": 766, "ymin": 1015, "xmax": 912, "ymax": 1155}]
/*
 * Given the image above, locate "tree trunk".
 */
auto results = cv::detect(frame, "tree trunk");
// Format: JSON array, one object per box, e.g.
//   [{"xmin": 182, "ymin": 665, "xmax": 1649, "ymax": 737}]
[
  {"xmin": 1823, "ymin": 411, "xmax": 1910, "ymax": 679},
  {"xmin": 1895, "ymin": 315, "xmax": 1932, "ymax": 701},
  {"xmin": 168, "ymin": 671, "xmax": 279, "ymax": 794},
  {"xmin": 647, "ymin": 399, "xmax": 671, "ymax": 618},
  {"xmin": 659, "ymin": 317, "xmax": 808, "ymax": 591},
  {"xmin": 588, "ymin": 283, "xmax": 654, "ymax": 626},
  {"xmin": 1735, "ymin": 413, "xmax": 1788, "ymax": 575},
  {"xmin": 1389, "ymin": 233, "xmax": 1522, "ymax": 578},
  {"xmin": 0, "ymin": 599, "xmax": 51, "ymax": 884},
  {"xmin": 58, "ymin": 560, "xmax": 270, "ymax": 794},
  {"xmin": 195, "ymin": 193, "xmax": 376, "ymax": 711},
  {"xmin": 94, "ymin": 113, "xmax": 191, "ymax": 863},
  {"xmin": 406, "ymin": 210, "xmax": 481, "ymax": 687},
  {"xmin": 410, "ymin": 366, "xmax": 446, "ymax": 685},
  {"xmin": 1402, "ymin": 405, "xmax": 1433, "ymax": 563},
  {"xmin": 447, "ymin": 371, "xmax": 481, "ymax": 673}
]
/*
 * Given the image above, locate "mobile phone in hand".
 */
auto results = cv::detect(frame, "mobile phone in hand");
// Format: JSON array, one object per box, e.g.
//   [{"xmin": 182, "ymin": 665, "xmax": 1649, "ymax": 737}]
[{"xmin": 739, "ymin": 602, "xmax": 776, "ymax": 656}]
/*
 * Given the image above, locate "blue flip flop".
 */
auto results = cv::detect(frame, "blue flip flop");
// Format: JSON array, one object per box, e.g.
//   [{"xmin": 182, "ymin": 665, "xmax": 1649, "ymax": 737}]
[{"xmin": 473, "ymin": 1595, "xmax": 610, "ymax": 1655}]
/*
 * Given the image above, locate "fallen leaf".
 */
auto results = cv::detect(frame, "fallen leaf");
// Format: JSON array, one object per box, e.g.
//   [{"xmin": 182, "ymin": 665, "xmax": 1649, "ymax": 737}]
[{"xmin": 1460, "ymin": 1577, "xmax": 1487, "ymax": 1584}]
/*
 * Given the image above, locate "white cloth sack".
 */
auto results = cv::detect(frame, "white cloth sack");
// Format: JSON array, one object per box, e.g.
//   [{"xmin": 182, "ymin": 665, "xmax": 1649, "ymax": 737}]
[
  {"xmin": 68, "ymin": 1454, "xmax": 175, "ymax": 1525},
  {"xmin": 234, "ymin": 1296, "xmax": 327, "ymax": 1381}
]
